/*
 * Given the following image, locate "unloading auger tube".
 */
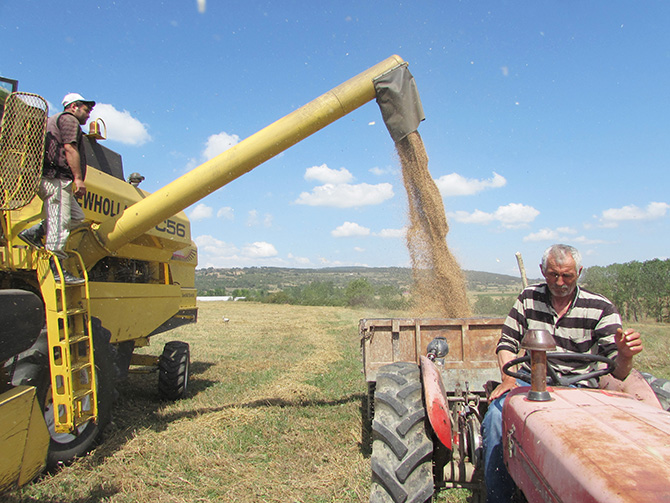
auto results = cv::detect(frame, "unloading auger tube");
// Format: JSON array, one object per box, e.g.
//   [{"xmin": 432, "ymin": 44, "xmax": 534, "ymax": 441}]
[{"xmin": 77, "ymin": 54, "xmax": 424, "ymax": 268}]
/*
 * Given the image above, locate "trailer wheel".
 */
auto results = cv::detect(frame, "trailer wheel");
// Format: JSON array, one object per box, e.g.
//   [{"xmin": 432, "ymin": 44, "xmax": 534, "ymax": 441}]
[
  {"xmin": 43, "ymin": 318, "xmax": 114, "ymax": 468},
  {"xmin": 158, "ymin": 341, "xmax": 190, "ymax": 400},
  {"xmin": 370, "ymin": 362, "xmax": 434, "ymax": 503}
]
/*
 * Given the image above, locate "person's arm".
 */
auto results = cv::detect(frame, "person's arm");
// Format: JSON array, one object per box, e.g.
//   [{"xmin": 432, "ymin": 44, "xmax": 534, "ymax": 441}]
[
  {"xmin": 612, "ymin": 328, "xmax": 643, "ymax": 380},
  {"xmin": 64, "ymin": 143, "xmax": 86, "ymax": 197},
  {"xmin": 489, "ymin": 349, "xmax": 519, "ymax": 400}
]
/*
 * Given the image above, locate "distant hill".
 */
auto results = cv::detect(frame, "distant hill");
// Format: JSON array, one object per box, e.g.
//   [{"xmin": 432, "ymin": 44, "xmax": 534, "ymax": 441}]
[{"xmin": 195, "ymin": 266, "xmax": 537, "ymax": 295}]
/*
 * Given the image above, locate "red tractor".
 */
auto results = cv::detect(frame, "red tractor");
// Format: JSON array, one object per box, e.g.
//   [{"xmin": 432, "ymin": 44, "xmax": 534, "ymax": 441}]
[{"xmin": 360, "ymin": 317, "xmax": 670, "ymax": 502}]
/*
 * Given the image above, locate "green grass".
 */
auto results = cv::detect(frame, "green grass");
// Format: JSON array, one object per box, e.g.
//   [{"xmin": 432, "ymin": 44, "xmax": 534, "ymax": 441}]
[
  {"xmin": 6, "ymin": 303, "xmax": 669, "ymax": 503},
  {"xmin": 627, "ymin": 321, "xmax": 670, "ymax": 380}
]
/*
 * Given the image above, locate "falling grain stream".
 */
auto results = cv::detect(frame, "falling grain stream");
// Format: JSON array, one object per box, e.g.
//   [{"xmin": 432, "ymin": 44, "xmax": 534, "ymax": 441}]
[{"xmin": 397, "ymin": 131, "xmax": 471, "ymax": 317}]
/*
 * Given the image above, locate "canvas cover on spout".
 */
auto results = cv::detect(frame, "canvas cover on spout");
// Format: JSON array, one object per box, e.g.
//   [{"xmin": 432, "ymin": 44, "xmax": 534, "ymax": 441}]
[{"xmin": 373, "ymin": 64, "xmax": 425, "ymax": 142}]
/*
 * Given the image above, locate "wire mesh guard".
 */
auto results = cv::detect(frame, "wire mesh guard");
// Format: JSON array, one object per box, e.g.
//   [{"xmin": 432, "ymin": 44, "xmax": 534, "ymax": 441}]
[{"xmin": 0, "ymin": 92, "xmax": 47, "ymax": 210}]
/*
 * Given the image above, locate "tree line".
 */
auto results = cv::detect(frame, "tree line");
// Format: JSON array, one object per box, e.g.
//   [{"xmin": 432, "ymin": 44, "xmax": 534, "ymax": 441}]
[
  {"xmin": 471, "ymin": 259, "xmax": 670, "ymax": 322},
  {"xmin": 199, "ymin": 278, "xmax": 410, "ymax": 310},
  {"xmin": 581, "ymin": 258, "xmax": 670, "ymax": 322},
  {"xmin": 198, "ymin": 259, "xmax": 670, "ymax": 322}
]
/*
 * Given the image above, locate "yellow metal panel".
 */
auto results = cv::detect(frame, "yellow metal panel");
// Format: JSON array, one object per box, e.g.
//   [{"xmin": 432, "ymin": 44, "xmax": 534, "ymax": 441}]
[
  {"xmin": 178, "ymin": 287, "xmax": 197, "ymax": 310},
  {"xmin": 18, "ymin": 388, "xmax": 50, "ymax": 487},
  {"xmin": 0, "ymin": 386, "xmax": 48, "ymax": 492},
  {"xmin": 88, "ymin": 282, "xmax": 182, "ymax": 343}
]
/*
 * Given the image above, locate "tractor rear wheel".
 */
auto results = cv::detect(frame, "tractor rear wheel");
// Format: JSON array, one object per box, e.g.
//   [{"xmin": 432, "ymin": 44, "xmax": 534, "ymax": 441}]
[
  {"xmin": 641, "ymin": 372, "xmax": 670, "ymax": 411},
  {"xmin": 370, "ymin": 362, "xmax": 434, "ymax": 503},
  {"xmin": 158, "ymin": 341, "xmax": 190, "ymax": 400}
]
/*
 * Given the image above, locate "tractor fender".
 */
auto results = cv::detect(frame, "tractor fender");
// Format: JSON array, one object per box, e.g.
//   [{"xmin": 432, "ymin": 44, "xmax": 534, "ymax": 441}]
[
  {"xmin": 599, "ymin": 368, "xmax": 663, "ymax": 409},
  {"xmin": 419, "ymin": 355, "xmax": 452, "ymax": 450}
]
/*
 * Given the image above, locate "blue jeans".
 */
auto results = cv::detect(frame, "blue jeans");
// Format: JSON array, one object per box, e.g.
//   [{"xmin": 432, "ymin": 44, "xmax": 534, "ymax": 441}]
[{"xmin": 481, "ymin": 389, "xmax": 518, "ymax": 503}]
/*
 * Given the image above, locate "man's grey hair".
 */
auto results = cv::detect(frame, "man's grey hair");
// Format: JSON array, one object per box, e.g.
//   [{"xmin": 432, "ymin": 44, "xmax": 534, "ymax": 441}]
[{"xmin": 541, "ymin": 244, "xmax": 582, "ymax": 272}]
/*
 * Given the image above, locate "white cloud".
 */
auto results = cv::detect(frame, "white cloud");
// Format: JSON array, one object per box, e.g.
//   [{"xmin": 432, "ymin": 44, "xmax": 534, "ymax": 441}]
[
  {"xmin": 189, "ymin": 203, "xmax": 213, "ymax": 221},
  {"xmin": 295, "ymin": 182, "xmax": 393, "ymax": 208},
  {"xmin": 304, "ymin": 164, "xmax": 354, "ymax": 184},
  {"xmin": 194, "ymin": 235, "xmax": 240, "ymax": 258},
  {"xmin": 246, "ymin": 209, "xmax": 272, "ymax": 227},
  {"xmin": 318, "ymin": 256, "xmax": 369, "ymax": 267},
  {"xmin": 287, "ymin": 253, "xmax": 311, "ymax": 265},
  {"xmin": 89, "ymin": 103, "xmax": 151, "ymax": 146},
  {"xmin": 599, "ymin": 202, "xmax": 670, "ymax": 227},
  {"xmin": 185, "ymin": 131, "xmax": 240, "ymax": 171},
  {"xmin": 375, "ymin": 227, "xmax": 406, "ymax": 238},
  {"xmin": 331, "ymin": 221, "xmax": 371, "ymax": 237},
  {"xmin": 242, "ymin": 241, "xmax": 277, "ymax": 258},
  {"xmin": 524, "ymin": 228, "xmax": 564, "ymax": 242},
  {"xmin": 195, "ymin": 235, "xmax": 314, "ymax": 267},
  {"xmin": 195, "ymin": 235, "xmax": 281, "ymax": 267},
  {"xmin": 202, "ymin": 131, "xmax": 240, "ymax": 160},
  {"xmin": 435, "ymin": 172, "xmax": 506, "ymax": 197},
  {"xmin": 572, "ymin": 236, "xmax": 607, "ymax": 245},
  {"xmin": 298, "ymin": 163, "xmax": 393, "ymax": 208},
  {"xmin": 448, "ymin": 209, "xmax": 496, "ymax": 225},
  {"xmin": 354, "ymin": 246, "xmax": 365, "ymax": 252},
  {"xmin": 369, "ymin": 166, "xmax": 395, "ymax": 176},
  {"xmin": 448, "ymin": 203, "xmax": 539, "ymax": 228},
  {"xmin": 494, "ymin": 203, "xmax": 539, "ymax": 227},
  {"xmin": 523, "ymin": 227, "xmax": 603, "ymax": 245},
  {"xmin": 217, "ymin": 206, "xmax": 234, "ymax": 220}
]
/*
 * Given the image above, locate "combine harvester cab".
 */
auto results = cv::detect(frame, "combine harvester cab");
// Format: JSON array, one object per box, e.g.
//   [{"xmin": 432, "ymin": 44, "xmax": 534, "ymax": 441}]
[{"xmin": 0, "ymin": 56, "xmax": 423, "ymax": 490}]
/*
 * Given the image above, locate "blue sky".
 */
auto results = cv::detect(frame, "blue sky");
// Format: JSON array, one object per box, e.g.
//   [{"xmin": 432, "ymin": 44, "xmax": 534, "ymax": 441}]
[{"xmin": 3, "ymin": 1, "xmax": 670, "ymax": 276}]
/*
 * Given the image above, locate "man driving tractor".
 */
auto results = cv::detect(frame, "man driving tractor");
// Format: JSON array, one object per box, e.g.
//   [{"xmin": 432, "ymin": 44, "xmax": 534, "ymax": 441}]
[{"xmin": 481, "ymin": 243, "xmax": 644, "ymax": 502}]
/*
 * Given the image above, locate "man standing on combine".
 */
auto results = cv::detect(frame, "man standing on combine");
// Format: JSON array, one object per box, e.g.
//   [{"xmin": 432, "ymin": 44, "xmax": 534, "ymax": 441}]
[
  {"xmin": 481, "ymin": 243, "xmax": 644, "ymax": 502},
  {"xmin": 19, "ymin": 93, "xmax": 95, "ymax": 285}
]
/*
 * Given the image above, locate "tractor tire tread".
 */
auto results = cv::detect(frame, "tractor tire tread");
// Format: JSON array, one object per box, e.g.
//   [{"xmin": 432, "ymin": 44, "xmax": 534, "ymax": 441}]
[{"xmin": 370, "ymin": 361, "xmax": 434, "ymax": 503}]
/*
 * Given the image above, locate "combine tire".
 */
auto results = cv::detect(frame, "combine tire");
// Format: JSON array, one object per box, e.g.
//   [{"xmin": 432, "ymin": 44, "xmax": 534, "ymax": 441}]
[
  {"xmin": 43, "ymin": 318, "xmax": 114, "ymax": 468},
  {"xmin": 158, "ymin": 341, "xmax": 190, "ymax": 400},
  {"xmin": 370, "ymin": 362, "xmax": 434, "ymax": 503}
]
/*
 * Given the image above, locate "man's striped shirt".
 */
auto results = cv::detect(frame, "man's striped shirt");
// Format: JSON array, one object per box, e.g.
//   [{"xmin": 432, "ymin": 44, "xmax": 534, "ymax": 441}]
[{"xmin": 498, "ymin": 283, "xmax": 622, "ymax": 386}]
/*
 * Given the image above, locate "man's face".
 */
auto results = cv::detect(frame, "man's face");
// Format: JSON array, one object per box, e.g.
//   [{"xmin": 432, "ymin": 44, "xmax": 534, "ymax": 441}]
[
  {"xmin": 72, "ymin": 103, "xmax": 92, "ymax": 125},
  {"xmin": 542, "ymin": 254, "xmax": 581, "ymax": 298}
]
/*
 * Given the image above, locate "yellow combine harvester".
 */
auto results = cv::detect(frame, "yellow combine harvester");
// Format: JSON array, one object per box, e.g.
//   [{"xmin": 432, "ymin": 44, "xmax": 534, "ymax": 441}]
[{"xmin": 0, "ymin": 56, "xmax": 423, "ymax": 491}]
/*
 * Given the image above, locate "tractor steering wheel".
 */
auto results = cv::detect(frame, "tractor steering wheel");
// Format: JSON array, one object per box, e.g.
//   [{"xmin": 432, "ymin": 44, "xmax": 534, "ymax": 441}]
[{"xmin": 502, "ymin": 352, "xmax": 617, "ymax": 387}]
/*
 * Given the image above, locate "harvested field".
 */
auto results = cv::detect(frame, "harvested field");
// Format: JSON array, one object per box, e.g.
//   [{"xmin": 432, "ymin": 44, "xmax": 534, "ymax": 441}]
[
  {"xmin": 9, "ymin": 302, "xmax": 402, "ymax": 503},
  {"xmin": 8, "ymin": 301, "xmax": 668, "ymax": 503}
]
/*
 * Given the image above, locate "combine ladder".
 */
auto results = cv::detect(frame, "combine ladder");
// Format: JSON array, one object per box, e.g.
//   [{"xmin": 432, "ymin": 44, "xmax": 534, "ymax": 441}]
[{"xmin": 38, "ymin": 251, "xmax": 98, "ymax": 434}]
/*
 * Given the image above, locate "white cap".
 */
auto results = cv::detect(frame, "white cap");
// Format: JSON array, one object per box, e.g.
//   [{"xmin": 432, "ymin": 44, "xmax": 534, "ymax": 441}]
[{"xmin": 62, "ymin": 92, "xmax": 96, "ymax": 109}]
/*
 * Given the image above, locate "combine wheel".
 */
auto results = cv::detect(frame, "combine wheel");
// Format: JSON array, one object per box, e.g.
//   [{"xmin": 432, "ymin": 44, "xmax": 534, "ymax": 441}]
[
  {"xmin": 370, "ymin": 362, "xmax": 434, "ymax": 503},
  {"xmin": 43, "ymin": 318, "xmax": 114, "ymax": 468},
  {"xmin": 158, "ymin": 341, "xmax": 190, "ymax": 400}
]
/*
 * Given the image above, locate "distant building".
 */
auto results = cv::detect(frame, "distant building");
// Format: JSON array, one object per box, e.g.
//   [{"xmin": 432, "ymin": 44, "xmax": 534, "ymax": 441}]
[{"xmin": 196, "ymin": 296, "xmax": 246, "ymax": 302}]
